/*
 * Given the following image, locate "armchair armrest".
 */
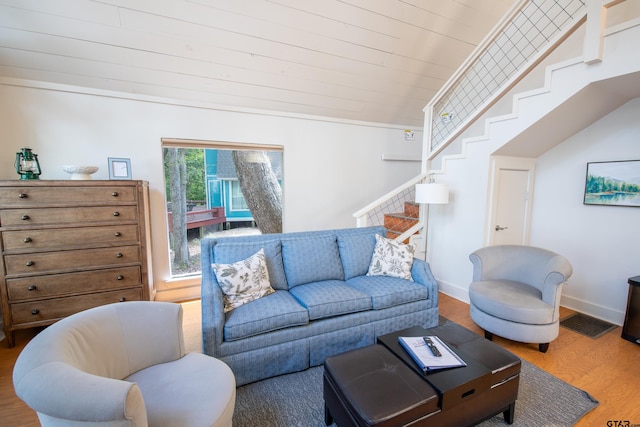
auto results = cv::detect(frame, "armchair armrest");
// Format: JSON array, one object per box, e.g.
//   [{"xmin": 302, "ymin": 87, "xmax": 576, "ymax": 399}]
[
  {"xmin": 14, "ymin": 362, "xmax": 147, "ymax": 424},
  {"xmin": 116, "ymin": 302, "xmax": 186, "ymax": 371},
  {"xmin": 540, "ymin": 256, "xmax": 573, "ymax": 307}
]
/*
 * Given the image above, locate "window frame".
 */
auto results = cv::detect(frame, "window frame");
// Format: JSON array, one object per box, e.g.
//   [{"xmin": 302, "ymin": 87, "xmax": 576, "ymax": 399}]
[{"xmin": 160, "ymin": 138, "xmax": 284, "ymax": 283}]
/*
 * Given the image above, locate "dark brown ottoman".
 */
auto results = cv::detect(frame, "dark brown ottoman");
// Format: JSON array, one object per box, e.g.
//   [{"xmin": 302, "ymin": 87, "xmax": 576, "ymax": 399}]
[{"xmin": 323, "ymin": 322, "xmax": 521, "ymax": 426}]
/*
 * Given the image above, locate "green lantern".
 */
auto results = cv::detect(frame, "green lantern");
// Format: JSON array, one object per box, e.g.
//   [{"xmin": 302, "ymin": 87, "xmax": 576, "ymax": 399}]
[{"xmin": 15, "ymin": 148, "xmax": 42, "ymax": 180}]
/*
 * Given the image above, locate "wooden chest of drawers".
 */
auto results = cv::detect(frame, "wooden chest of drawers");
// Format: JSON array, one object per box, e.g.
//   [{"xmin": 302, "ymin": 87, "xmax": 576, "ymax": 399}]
[{"xmin": 0, "ymin": 180, "xmax": 154, "ymax": 347}]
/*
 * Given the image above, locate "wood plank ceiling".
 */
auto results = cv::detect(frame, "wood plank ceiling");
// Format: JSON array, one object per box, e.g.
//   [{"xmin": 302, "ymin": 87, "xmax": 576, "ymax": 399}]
[{"xmin": 0, "ymin": 0, "xmax": 515, "ymax": 127}]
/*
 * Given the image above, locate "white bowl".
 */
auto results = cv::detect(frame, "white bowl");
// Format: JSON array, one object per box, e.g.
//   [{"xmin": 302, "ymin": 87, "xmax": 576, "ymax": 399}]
[{"xmin": 63, "ymin": 165, "xmax": 99, "ymax": 180}]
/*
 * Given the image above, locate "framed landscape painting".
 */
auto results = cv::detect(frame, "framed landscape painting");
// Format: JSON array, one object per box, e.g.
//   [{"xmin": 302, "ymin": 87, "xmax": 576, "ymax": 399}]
[{"xmin": 584, "ymin": 160, "xmax": 640, "ymax": 207}]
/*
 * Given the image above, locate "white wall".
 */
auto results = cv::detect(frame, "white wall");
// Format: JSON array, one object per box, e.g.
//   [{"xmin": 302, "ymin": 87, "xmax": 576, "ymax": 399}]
[
  {"xmin": 0, "ymin": 81, "xmax": 422, "ymax": 300},
  {"xmin": 531, "ymin": 98, "xmax": 640, "ymax": 324},
  {"xmin": 430, "ymin": 98, "xmax": 640, "ymax": 326}
]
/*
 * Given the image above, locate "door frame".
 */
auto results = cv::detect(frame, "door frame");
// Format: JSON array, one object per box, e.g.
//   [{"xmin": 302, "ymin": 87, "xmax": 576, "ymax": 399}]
[{"xmin": 484, "ymin": 155, "xmax": 537, "ymax": 246}]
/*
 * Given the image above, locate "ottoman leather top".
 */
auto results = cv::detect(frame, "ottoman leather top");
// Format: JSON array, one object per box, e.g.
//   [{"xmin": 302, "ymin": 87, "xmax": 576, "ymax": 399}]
[{"xmin": 324, "ymin": 344, "xmax": 440, "ymax": 426}]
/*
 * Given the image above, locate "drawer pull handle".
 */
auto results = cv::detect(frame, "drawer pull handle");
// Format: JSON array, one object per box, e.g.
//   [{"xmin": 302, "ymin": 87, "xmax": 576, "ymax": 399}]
[
  {"xmin": 112, "ymin": 192, "xmax": 118, "ymax": 197},
  {"xmin": 119, "ymin": 297, "xmax": 126, "ymax": 302},
  {"xmin": 113, "ymin": 212, "xmax": 120, "ymax": 217},
  {"xmin": 21, "ymin": 215, "xmax": 30, "ymax": 220},
  {"xmin": 23, "ymin": 237, "xmax": 32, "ymax": 243},
  {"xmin": 27, "ymin": 285, "xmax": 37, "ymax": 291},
  {"xmin": 114, "ymin": 232, "xmax": 122, "ymax": 237},
  {"xmin": 26, "ymin": 260, "xmax": 34, "ymax": 267},
  {"xmin": 116, "ymin": 275, "xmax": 124, "ymax": 280},
  {"xmin": 31, "ymin": 309, "xmax": 40, "ymax": 315},
  {"xmin": 116, "ymin": 253, "xmax": 123, "ymax": 258},
  {"xmin": 18, "ymin": 193, "xmax": 28, "ymax": 199}
]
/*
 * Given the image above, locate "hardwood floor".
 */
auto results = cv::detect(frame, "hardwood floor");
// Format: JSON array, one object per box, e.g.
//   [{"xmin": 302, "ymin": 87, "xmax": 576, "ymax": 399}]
[
  {"xmin": 1, "ymin": 294, "xmax": 639, "ymax": 426},
  {"xmin": 438, "ymin": 293, "xmax": 640, "ymax": 426}
]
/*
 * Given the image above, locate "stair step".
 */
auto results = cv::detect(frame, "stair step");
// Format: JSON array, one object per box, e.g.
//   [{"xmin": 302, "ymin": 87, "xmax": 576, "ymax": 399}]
[
  {"xmin": 404, "ymin": 202, "xmax": 420, "ymax": 219},
  {"xmin": 384, "ymin": 213, "xmax": 419, "ymax": 234},
  {"xmin": 386, "ymin": 229, "xmax": 412, "ymax": 244}
]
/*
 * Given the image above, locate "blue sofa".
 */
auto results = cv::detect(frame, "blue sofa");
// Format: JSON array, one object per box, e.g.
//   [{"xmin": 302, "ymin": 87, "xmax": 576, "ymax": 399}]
[{"xmin": 201, "ymin": 226, "xmax": 439, "ymax": 385}]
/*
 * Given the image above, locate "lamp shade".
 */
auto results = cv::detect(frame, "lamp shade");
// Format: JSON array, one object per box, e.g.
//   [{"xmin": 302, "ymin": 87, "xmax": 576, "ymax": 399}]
[{"xmin": 415, "ymin": 183, "xmax": 449, "ymax": 204}]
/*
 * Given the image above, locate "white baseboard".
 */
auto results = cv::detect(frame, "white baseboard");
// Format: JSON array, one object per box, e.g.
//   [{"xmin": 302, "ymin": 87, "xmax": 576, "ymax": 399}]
[
  {"xmin": 155, "ymin": 285, "xmax": 201, "ymax": 302},
  {"xmin": 437, "ymin": 279, "xmax": 470, "ymax": 304},
  {"xmin": 560, "ymin": 294, "xmax": 625, "ymax": 326}
]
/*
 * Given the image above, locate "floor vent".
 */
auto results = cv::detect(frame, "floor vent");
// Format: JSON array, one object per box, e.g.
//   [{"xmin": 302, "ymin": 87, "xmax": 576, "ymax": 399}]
[{"xmin": 560, "ymin": 313, "xmax": 617, "ymax": 339}]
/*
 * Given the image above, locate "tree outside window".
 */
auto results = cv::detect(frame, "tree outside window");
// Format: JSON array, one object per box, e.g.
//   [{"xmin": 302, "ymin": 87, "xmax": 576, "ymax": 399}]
[{"xmin": 163, "ymin": 144, "xmax": 283, "ymax": 278}]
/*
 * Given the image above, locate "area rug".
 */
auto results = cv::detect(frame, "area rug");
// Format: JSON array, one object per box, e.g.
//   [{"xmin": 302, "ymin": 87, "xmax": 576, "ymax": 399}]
[
  {"xmin": 560, "ymin": 313, "xmax": 617, "ymax": 338},
  {"xmin": 233, "ymin": 360, "xmax": 598, "ymax": 427}
]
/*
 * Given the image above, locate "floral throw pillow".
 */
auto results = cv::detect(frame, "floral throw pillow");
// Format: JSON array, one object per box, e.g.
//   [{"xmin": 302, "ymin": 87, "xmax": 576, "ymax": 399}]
[
  {"xmin": 212, "ymin": 248, "xmax": 275, "ymax": 313},
  {"xmin": 366, "ymin": 234, "xmax": 415, "ymax": 281}
]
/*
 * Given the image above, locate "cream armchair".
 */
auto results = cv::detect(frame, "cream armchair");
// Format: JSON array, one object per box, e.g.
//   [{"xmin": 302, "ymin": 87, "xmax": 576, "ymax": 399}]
[
  {"xmin": 13, "ymin": 301, "xmax": 236, "ymax": 427},
  {"xmin": 469, "ymin": 245, "xmax": 573, "ymax": 353}
]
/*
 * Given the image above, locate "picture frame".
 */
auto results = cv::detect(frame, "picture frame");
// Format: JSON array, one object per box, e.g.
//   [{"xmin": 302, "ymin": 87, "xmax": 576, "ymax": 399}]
[
  {"xmin": 584, "ymin": 160, "xmax": 640, "ymax": 207},
  {"xmin": 108, "ymin": 157, "xmax": 132, "ymax": 180}
]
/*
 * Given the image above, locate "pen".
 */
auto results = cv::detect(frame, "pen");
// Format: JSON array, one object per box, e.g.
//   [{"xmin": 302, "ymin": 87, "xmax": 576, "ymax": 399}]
[{"xmin": 423, "ymin": 337, "xmax": 442, "ymax": 357}]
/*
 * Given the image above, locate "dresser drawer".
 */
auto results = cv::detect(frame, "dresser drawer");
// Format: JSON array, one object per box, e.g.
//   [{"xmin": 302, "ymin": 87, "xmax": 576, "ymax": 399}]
[
  {"xmin": 0, "ymin": 206, "xmax": 139, "ymax": 227},
  {"xmin": 0, "ymin": 185, "xmax": 136, "ymax": 206},
  {"xmin": 10, "ymin": 288, "xmax": 142, "ymax": 325},
  {"xmin": 4, "ymin": 245, "xmax": 141, "ymax": 275},
  {"xmin": 2, "ymin": 225, "xmax": 140, "ymax": 251},
  {"xmin": 6, "ymin": 266, "xmax": 142, "ymax": 301}
]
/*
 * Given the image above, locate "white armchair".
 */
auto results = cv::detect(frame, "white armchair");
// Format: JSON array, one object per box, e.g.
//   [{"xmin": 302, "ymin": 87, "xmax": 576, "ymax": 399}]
[
  {"xmin": 13, "ymin": 301, "xmax": 236, "ymax": 427},
  {"xmin": 468, "ymin": 245, "xmax": 573, "ymax": 353}
]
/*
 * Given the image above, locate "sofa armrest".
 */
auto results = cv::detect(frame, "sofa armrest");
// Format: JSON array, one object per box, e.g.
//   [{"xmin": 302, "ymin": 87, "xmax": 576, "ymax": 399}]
[
  {"xmin": 201, "ymin": 239, "xmax": 226, "ymax": 355},
  {"xmin": 411, "ymin": 258, "xmax": 439, "ymax": 307},
  {"xmin": 14, "ymin": 362, "xmax": 147, "ymax": 424}
]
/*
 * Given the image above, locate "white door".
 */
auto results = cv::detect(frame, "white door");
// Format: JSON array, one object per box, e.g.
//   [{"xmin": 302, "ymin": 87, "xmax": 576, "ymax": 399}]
[{"xmin": 486, "ymin": 156, "xmax": 536, "ymax": 246}]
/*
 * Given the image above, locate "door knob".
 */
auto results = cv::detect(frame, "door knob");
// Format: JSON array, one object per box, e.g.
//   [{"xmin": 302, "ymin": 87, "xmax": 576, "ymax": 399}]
[{"xmin": 495, "ymin": 225, "xmax": 509, "ymax": 231}]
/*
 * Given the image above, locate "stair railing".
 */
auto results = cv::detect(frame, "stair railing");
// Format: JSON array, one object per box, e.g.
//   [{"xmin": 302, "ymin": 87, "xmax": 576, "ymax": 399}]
[
  {"xmin": 424, "ymin": 0, "xmax": 588, "ymax": 163},
  {"xmin": 353, "ymin": 174, "xmax": 426, "ymax": 241}
]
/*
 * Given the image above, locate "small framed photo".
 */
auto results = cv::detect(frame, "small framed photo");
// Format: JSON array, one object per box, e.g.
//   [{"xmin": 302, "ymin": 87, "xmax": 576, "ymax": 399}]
[{"xmin": 108, "ymin": 157, "xmax": 132, "ymax": 180}]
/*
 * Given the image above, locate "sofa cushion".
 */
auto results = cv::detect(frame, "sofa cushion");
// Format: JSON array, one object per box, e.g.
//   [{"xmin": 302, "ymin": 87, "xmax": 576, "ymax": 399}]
[
  {"xmin": 213, "ymin": 239, "xmax": 288, "ymax": 290},
  {"xmin": 346, "ymin": 275, "xmax": 429, "ymax": 310},
  {"xmin": 289, "ymin": 280, "xmax": 372, "ymax": 320},
  {"xmin": 367, "ymin": 234, "xmax": 415, "ymax": 280},
  {"xmin": 282, "ymin": 236, "xmax": 344, "ymax": 289},
  {"xmin": 212, "ymin": 248, "xmax": 275, "ymax": 313},
  {"xmin": 337, "ymin": 232, "xmax": 378, "ymax": 280},
  {"xmin": 223, "ymin": 290, "xmax": 309, "ymax": 341}
]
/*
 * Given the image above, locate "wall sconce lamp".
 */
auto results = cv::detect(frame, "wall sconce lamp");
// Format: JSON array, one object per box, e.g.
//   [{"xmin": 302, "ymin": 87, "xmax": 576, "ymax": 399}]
[{"xmin": 15, "ymin": 147, "xmax": 42, "ymax": 180}]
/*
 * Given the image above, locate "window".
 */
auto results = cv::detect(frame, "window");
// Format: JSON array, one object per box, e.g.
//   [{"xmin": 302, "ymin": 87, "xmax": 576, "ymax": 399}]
[
  {"xmin": 230, "ymin": 181, "xmax": 248, "ymax": 211},
  {"xmin": 161, "ymin": 139, "xmax": 283, "ymax": 279}
]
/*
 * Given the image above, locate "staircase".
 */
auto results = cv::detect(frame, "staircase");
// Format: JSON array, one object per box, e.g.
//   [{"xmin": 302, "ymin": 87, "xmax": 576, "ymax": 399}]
[
  {"xmin": 353, "ymin": 1, "xmax": 638, "ymax": 244},
  {"xmin": 383, "ymin": 202, "xmax": 420, "ymax": 243},
  {"xmin": 432, "ymin": 22, "xmax": 640, "ymax": 175}
]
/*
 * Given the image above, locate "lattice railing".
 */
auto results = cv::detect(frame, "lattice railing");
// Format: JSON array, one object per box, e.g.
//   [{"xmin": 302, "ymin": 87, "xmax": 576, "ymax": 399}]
[
  {"xmin": 429, "ymin": 0, "xmax": 586, "ymax": 154},
  {"xmin": 353, "ymin": 175, "xmax": 425, "ymax": 242}
]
